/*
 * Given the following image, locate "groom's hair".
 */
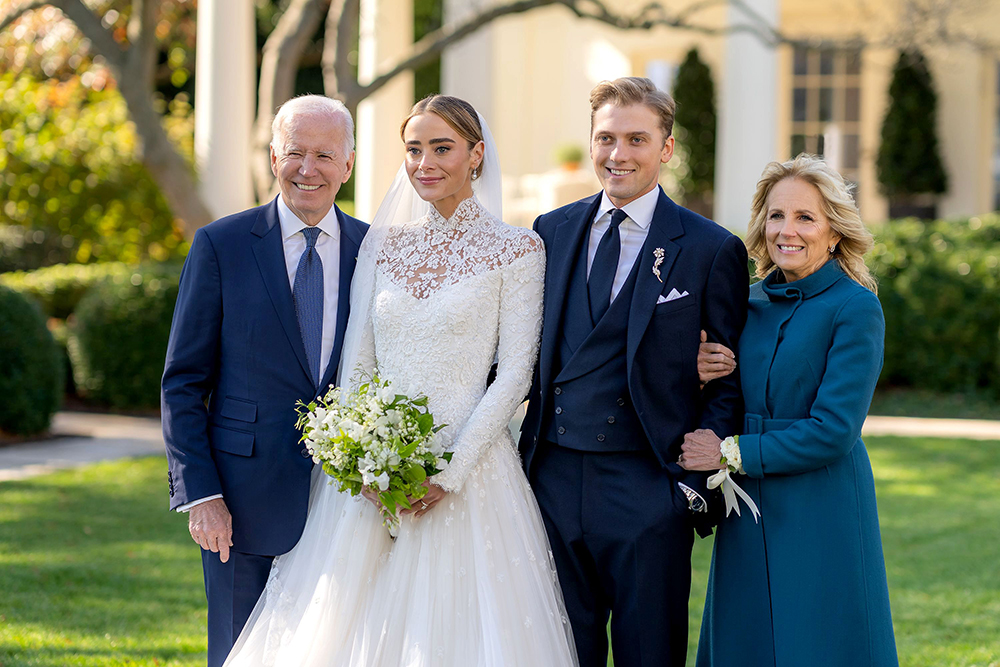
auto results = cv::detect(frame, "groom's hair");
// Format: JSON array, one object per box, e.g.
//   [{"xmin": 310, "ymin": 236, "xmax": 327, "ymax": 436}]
[{"xmin": 589, "ymin": 77, "xmax": 676, "ymax": 143}]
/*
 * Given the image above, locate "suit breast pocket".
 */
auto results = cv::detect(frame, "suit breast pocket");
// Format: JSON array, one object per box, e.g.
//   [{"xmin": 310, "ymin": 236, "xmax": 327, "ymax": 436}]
[
  {"xmin": 653, "ymin": 294, "xmax": 699, "ymax": 317},
  {"xmin": 210, "ymin": 424, "xmax": 255, "ymax": 457}
]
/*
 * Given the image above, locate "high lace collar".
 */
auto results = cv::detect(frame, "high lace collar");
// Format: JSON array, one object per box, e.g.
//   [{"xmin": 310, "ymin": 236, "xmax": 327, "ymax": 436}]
[
  {"xmin": 761, "ymin": 258, "xmax": 846, "ymax": 301},
  {"xmin": 425, "ymin": 195, "xmax": 486, "ymax": 231}
]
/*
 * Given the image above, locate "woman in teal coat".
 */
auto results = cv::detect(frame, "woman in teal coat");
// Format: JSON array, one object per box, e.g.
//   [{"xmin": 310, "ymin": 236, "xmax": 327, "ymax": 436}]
[{"xmin": 682, "ymin": 155, "xmax": 897, "ymax": 666}]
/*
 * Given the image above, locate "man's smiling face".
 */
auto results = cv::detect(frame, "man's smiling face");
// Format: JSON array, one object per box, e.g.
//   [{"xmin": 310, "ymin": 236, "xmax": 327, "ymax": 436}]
[
  {"xmin": 590, "ymin": 102, "xmax": 674, "ymax": 209},
  {"xmin": 270, "ymin": 113, "xmax": 355, "ymax": 226}
]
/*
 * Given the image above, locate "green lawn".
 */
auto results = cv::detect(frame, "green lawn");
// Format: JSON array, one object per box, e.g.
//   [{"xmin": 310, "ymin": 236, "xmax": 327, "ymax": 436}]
[{"xmin": 2, "ymin": 436, "xmax": 998, "ymax": 666}]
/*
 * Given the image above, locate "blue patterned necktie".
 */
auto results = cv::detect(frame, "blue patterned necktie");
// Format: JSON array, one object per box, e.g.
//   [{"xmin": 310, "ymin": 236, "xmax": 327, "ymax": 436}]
[
  {"xmin": 588, "ymin": 208, "xmax": 627, "ymax": 324},
  {"xmin": 293, "ymin": 226, "xmax": 324, "ymax": 386}
]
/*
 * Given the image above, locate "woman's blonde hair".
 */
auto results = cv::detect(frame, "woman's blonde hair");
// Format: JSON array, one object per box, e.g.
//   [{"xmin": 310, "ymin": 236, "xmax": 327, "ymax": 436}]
[{"xmin": 746, "ymin": 154, "xmax": 877, "ymax": 293}]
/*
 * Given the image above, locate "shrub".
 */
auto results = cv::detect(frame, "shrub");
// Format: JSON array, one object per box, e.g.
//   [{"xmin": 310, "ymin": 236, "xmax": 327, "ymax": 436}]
[
  {"xmin": 871, "ymin": 214, "xmax": 1000, "ymax": 394},
  {"xmin": 0, "ymin": 73, "xmax": 190, "ymax": 272},
  {"xmin": 0, "ymin": 262, "xmax": 141, "ymax": 319},
  {"xmin": 68, "ymin": 266, "xmax": 181, "ymax": 409},
  {"xmin": 673, "ymin": 47, "xmax": 717, "ymax": 199},
  {"xmin": 876, "ymin": 51, "xmax": 948, "ymax": 199},
  {"xmin": 0, "ymin": 285, "xmax": 63, "ymax": 435}
]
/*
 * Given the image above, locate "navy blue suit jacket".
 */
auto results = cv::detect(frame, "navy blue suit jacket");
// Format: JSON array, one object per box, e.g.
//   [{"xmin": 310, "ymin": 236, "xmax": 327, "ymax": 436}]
[
  {"xmin": 162, "ymin": 198, "xmax": 367, "ymax": 556},
  {"xmin": 519, "ymin": 189, "xmax": 748, "ymax": 509}
]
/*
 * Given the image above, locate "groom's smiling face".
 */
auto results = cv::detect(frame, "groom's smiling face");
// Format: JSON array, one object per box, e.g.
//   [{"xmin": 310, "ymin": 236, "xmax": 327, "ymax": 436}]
[{"xmin": 591, "ymin": 103, "xmax": 674, "ymax": 209}]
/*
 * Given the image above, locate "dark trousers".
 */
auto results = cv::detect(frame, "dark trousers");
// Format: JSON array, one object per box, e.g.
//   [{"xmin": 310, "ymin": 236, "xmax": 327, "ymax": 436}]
[
  {"xmin": 531, "ymin": 444, "xmax": 695, "ymax": 667},
  {"xmin": 201, "ymin": 549, "xmax": 274, "ymax": 667}
]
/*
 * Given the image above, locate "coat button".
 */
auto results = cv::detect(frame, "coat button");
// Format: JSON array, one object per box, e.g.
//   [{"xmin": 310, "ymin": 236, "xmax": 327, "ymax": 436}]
[
  {"xmin": 557, "ymin": 426, "xmax": 566, "ymax": 435},
  {"xmin": 300, "ymin": 448, "xmax": 311, "ymax": 458},
  {"xmin": 597, "ymin": 434, "xmax": 606, "ymax": 442},
  {"xmin": 555, "ymin": 407, "xmax": 563, "ymax": 415},
  {"xmin": 554, "ymin": 387, "xmax": 563, "ymax": 395},
  {"xmin": 607, "ymin": 416, "xmax": 615, "ymax": 424},
  {"xmin": 617, "ymin": 398, "xmax": 625, "ymax": 406}
]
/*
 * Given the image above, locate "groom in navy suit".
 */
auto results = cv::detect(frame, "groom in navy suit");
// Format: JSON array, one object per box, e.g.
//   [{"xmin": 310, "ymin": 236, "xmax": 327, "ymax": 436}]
[
  {"xmin": 162, "ymin": 95, "xmax": 367, "ymax": 667},
  {"xmin": 519, "ymin": 77, "xmax": 748, "ymax": 666}
]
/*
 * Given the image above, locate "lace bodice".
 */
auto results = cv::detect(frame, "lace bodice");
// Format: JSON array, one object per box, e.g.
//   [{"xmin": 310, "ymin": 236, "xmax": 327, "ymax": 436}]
[{"xmin": 354, "ymin": 196, "xmax": 545, "ymax": 492}]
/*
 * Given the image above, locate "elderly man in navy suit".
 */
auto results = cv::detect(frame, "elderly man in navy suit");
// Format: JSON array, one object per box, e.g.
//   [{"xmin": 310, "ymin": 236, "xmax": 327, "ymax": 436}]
[
  {"xmin": 161, "ymin": 95, "xmax": 367, "ymax": 667},
  {"xmin": 519, "ymin": 77, "xmax": 749, "ymax": 666}
]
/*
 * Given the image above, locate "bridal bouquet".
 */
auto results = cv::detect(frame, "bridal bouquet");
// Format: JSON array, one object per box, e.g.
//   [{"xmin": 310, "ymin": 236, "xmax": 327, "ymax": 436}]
[{"xmin": 295, "ymin": 372, "xmax": 451, "ymax": 535}]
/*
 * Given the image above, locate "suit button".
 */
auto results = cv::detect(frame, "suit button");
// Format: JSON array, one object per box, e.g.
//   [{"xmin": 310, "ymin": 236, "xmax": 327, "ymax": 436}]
[
  {"xmin": 557, "ymin": 426, "xmax": 566, "ymax": 435},
  {"xmin": 300, "ymin": 448, "xmax": 311, "ymax": 458},
  {"xmin": 597, "ymin": 434, "xmax": 606, "ymax": 442},
  {"xmin": 555, "ymin": 407, "xmax": 563, "ymax": 415},
  {"xmin": 554, "ymin": 387, "xmax": 563, "ymax": 395},
  {"xmin": 607, "ymin": 416, "xmax": 615, "ymax": 424},
  {"xmin": 617, "ymin": 398, "xmax": 625, "ymax": 406}
]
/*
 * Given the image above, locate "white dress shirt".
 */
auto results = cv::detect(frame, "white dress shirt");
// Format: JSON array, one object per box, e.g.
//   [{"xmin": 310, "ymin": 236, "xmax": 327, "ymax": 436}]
[
  {"xmin": 587, "ymin": 186, "xmax": 660, "ymax": 304},
  {"xmin": 177, "ymin": 198, "xmax": 343, "ymax": 513}
]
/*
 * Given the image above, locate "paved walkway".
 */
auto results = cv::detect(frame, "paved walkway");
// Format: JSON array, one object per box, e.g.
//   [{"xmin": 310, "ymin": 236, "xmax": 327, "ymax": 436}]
[{"xmin": 2, "ymin": 411, "xmax": 1000, "ymax": 483}]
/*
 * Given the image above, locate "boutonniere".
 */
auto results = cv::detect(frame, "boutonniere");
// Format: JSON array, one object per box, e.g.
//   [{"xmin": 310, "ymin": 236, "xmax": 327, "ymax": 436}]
[{"xmin": 652, "ymin": 248, "xmax": 665, "ymax": 282}]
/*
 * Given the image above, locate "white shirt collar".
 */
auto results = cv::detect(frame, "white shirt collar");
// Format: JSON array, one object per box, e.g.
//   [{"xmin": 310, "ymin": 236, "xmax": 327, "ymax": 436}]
[
  {"xmin": 595, "ymin": 185, "xmax": 661, "ymax": 230},
  {"xmin": 276, "ymin": 196, "xmax": 341, "ymax": 241}
]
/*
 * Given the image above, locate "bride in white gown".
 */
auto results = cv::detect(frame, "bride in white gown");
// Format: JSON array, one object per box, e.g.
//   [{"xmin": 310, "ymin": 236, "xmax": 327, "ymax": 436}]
[{"xmin": 223, "ymin": 96, "xmax": 578, "ymax": 667}]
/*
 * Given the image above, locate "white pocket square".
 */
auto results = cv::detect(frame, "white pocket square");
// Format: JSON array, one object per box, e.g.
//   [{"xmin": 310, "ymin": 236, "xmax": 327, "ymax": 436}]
[{"xmin": 657, "ymin": 288, "xmax": 689, "ymax": 304}]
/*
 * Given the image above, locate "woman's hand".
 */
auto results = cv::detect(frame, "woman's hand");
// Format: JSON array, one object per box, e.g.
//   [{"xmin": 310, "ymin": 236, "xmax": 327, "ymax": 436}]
[
  {"xmin": 698, "ymin": 330, "xmax": 736, "ymax": 387},
  {"xmin": 360, "ymin": 485, "xmax": 383, "ymax": 510},
  {"xmin": 678, "ymin": 428, "xmax": 726, "ymax": 471},
  {"xmin": 402, "ymin": 482, "xmax": 449, "ymax": 518}
]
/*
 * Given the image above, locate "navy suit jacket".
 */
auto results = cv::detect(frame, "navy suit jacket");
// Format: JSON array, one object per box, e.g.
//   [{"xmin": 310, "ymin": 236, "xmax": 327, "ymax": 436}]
[
  {"xmin": 162, "ymin": 198, "xmax": 367, "ymax": 556},
  {"xmin": 519, "ymin": 189, "xmax": 749, "ymax": 513}
]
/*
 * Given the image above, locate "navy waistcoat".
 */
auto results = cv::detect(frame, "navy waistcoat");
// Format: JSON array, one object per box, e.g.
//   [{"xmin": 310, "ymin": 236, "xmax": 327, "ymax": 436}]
[{"xmin": 542, "ymin": 231, "xmax": 649, "ymax": 452}]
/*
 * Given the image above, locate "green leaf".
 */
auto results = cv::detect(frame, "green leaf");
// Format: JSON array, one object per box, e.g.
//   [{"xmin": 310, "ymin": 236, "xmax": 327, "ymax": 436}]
[
  {"xmin": 416, "ymin": 412, "xmax": 434, "ymax": 435},
  {"xmin": 399, "ymin": 440, "xmax": 419, "ymax": 459},
  {"xmin": 379, "ymin": 491, "xmax": 396, "ymax": 516},
  {"xmin": 391, "ymin": 489, "xmax": 410, "ymax": 510},
  {"xmin": 402, "ymin": 463, "xmax": 427, "ymax": 484}
]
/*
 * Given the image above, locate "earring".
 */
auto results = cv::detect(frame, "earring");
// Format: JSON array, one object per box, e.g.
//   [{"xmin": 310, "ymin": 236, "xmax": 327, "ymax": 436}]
[{"xmin": 829, "ymin": 245, "xmax": 837, "ymax": 254}]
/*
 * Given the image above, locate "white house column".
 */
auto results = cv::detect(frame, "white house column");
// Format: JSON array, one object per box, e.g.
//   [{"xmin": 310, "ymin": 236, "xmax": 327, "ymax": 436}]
[
  {"xmin": 194, "ymin": 0, "xmax": 255, "ymax": 218},
  {"xmin": 355, "ymin": 0, "xmax": 414, "ymax": 222},
  {"xmin": 715, "ymin": 0, "xmax": 779, "ymax": 232}
]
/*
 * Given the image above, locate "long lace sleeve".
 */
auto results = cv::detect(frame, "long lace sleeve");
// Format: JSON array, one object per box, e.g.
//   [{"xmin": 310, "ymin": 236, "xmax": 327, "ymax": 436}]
[{"xmin": 432, "ymin": 242, "xmax": 545, "ymax": 493}]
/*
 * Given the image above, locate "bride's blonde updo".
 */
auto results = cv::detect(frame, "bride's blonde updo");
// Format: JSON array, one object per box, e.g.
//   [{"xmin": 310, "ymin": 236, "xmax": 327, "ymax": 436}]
[{"xmin": 400, "ymin": 95, "xmax": 485, "ymax": 180}]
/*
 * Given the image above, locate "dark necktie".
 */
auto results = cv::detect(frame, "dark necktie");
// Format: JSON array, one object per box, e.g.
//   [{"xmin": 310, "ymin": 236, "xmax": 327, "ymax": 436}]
[
  {"xmin": 293, "ymin": 227, "xmax": 324, "ymax": 386},
  {"xmin": 588, "ymin": 208, "xmax": 627, "ymax": 324}
]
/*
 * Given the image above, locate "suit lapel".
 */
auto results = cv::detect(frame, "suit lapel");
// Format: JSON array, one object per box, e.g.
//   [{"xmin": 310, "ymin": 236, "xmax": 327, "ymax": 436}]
[
  {"xmin": 626, "ymin": 190, "xmax": 685, "ymax": 367},
  {"xmin": 539, "ymin": 195, "xmax": 601, "ymax": 393},
  {"xmin": 251, "ymin": 198, "xmax": 313, "ymax": 384},
  {"xmin": 318, "ymin": 206, "xmax": 364, "ymax": 392}
]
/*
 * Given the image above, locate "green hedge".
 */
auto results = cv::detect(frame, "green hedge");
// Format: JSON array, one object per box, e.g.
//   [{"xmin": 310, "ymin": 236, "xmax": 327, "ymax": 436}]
[
  {"xmin": 871, "ymin": 214, "xmax": 1000, "ymax": 394},
  {"xmin": 0, "ymin": 285, "xmax": 63, "ymax": 435},
  {"xmin": 0, "ymin": 262, "xmax": 141, "ymax": 319},
  {"xmin": 67, "ymin": 266, "xmax": 180, "ymax": 410}
]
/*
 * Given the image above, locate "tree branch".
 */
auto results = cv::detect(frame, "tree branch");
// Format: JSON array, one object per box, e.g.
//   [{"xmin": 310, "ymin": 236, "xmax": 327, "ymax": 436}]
[
  {"xmin": 323, "ymin": 0, "xmax": 361, "ymax": 105},
  {"xmin": 253, "ymin": 0, "xmax": 329, "ymax": 201},
  {"xmin": 0, "ymin": 0, "xmax": 49, "ymax": 33},
  {"xmin": 51, "ymin": 0, "xmax": 128, "ymax": 72}
]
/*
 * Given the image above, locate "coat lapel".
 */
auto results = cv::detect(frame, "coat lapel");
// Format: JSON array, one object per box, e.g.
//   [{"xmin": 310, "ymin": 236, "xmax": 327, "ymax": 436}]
[
  {"xmin": 251, "ymin": 198, "xmax": 313, "ymax": 384},
  {"xmin": 538, "ymin": 195, "xmax": 601, "ymax": 393},
  {"xmin": 318, "ymin": 206, "xmax": 365, "ymax": 392},
  {"xmin": 626, "ymin": 190, "xmax": 685, "ymax": 368}
]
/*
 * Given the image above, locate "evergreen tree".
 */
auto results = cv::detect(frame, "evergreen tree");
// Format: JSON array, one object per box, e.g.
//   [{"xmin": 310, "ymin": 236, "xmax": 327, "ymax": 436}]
[
  {"xmin": 876, "ymin": 50, "xmax": 948, "ymax": 198},
  {"xmin": 673, "ymin": 48, "xmax": 717, "ymax": 200}
]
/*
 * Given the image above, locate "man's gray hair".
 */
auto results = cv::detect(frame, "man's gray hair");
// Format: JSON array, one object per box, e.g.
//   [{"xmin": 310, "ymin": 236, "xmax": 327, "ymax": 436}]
[{"xmin": 271, "ymin": 95, "xmax": 355, "ymax": 157}]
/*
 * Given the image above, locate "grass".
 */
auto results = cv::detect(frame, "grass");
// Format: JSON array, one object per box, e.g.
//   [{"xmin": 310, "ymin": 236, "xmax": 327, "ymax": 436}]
[
  {"xmin": 2, "ymin": 437, "xmax": 999, "ymax": 667},
  {"xmin": 869, "ymin": 387, "xmax": 1000, "ymax": 421}
]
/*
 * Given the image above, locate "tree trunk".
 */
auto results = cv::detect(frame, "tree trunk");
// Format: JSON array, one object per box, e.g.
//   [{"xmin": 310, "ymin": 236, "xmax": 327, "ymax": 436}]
[{"xmin": 252, "ymin": 0, "xmax": 329, "ymax": 203}]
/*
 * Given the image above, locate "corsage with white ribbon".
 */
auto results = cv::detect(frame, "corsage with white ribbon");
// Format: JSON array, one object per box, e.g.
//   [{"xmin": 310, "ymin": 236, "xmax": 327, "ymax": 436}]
[{"xmin": 707, "ymin": 436, "xmax": 760, "ymax": 523}]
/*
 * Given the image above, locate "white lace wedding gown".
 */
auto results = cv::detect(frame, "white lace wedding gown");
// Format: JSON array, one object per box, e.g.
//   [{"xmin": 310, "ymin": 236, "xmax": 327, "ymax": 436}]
[{"xmin": 223, "ymin": 196, "xmax": 578, "ymax": 667}]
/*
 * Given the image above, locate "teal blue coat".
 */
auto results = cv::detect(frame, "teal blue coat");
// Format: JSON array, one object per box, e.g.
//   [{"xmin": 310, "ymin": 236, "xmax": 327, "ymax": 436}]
[{"xmin": 697, "ymin": 260, "xmax": 898, "ymax": 666}]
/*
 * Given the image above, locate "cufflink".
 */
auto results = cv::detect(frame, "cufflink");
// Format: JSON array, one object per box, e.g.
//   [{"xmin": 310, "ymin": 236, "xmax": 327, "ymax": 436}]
[{"xmin": 678, "ymin": 482, "xmax": 707, "ymax": 513}]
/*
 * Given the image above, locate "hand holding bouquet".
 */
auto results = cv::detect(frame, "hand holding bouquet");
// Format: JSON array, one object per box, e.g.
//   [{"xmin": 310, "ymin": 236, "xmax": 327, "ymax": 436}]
[{"xmin": 296, "ymin": 372, "xmax": 451, "ymax": 535}]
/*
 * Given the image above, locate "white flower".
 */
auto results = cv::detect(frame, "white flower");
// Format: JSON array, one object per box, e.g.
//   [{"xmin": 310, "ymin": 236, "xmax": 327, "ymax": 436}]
[
  {"xmin": 720, "ymin": 436, "xmax": 743, "ymax": 474},
  {"xmin": 374, "ymin": 471, "xmax": 390, "ymax": 491},
  {"xmin": 378, "ymin": 383, "xmax": 397, "ymax": 403}
]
